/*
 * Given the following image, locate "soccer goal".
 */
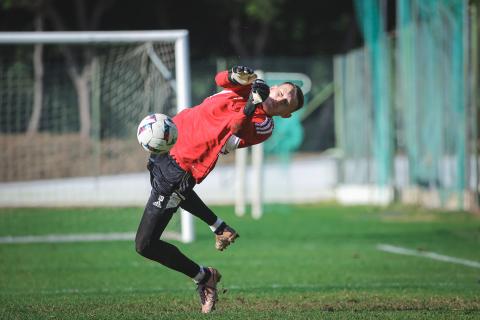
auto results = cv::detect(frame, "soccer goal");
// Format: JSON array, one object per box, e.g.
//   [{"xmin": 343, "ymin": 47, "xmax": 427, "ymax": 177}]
[{"xmin": 0, "ymin": 30, "xmax": 194, "ymax": 242}]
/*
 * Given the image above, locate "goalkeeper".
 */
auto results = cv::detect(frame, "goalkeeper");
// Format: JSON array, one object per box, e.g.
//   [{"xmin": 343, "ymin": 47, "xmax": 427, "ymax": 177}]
[{"xmin": 135, "ymin": 66, "xmax": 304, "ymax": 313}]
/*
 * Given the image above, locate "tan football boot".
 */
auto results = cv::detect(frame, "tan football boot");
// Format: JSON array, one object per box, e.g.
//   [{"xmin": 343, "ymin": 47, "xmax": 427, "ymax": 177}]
[
  {"xmin": 215, "ymin": 225, "xmax": 239, "ymax": 251},
  {"xmin": 197, "ymin": 267, "xmax": 222, "ymax": 313}
]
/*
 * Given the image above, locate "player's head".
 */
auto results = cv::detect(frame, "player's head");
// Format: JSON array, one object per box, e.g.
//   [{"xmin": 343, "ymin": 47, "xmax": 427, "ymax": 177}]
[{"xmin": 262, "ymin": 82, "xmax": 304, "ymax": 118}]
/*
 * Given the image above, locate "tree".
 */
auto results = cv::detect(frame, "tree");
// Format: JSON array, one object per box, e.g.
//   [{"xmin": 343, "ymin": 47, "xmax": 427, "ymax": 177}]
[
  {"xmin": 28, "ymin": 6, "xmax": 44, "ymax": 134},
  {"xmin": 43, "ymin": 0, "xmax": 115, "ymax": 138},
  {"xmin": 1, "ymin": 0, "xmax": 115, "ymax": 138},
  {"xmin": 1, "ymin": 0, "xmax": 46, "ymax": 134},
  {"xmin": 228, "ymin": 0, "xmax": 285, "ymax": 58}
]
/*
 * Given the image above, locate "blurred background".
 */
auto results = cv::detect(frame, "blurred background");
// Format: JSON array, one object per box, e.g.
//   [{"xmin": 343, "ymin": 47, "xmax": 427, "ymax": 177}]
[
  {"xmin": 0, "ymin": 2, "xmax": 479, "ymax": 318},
  {"xmin": 0, "ymin": 0, "xmax": 478, "ymax": 214}
]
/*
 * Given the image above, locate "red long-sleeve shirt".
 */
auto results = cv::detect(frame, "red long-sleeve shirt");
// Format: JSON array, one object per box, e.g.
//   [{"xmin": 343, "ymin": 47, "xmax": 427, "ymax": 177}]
[{"xmin": 169, "ymin": 70, "xmax": 274, "ymax": 183}]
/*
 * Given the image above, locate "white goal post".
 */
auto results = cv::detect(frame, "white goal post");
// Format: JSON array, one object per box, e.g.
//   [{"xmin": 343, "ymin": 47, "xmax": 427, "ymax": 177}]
[
  {"xmin": 235, "ymin": 70, "xmax": 265, "ymax": 219},
  {"xmin": 0, "ymin": 30, "xmax": 194, "ymax": 243}
]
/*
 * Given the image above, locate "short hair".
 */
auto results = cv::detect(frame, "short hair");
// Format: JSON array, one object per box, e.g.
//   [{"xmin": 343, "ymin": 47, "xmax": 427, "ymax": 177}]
[{"xmin": 284, "ymin": 82, "xmax": 304, "ymax": 111}]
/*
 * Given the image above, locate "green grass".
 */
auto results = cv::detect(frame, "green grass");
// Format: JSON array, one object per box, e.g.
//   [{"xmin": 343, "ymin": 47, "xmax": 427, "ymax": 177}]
[{"xmin": 0, "ymin": 204, "xmax": 479, "ymax": 319}]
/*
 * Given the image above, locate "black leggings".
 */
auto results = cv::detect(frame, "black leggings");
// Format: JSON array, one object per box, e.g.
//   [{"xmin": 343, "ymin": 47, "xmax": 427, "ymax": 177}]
[{"xmin": 135, "ymin": 153, "xmax": 217, "ymax": 278}]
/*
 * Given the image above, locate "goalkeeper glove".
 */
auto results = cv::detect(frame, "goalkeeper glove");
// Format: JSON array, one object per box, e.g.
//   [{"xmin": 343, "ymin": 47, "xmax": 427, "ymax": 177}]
[
  {"xmin": 228, "ymin": 65, "xmax": 257, "ymax": 85},
  {"xmin": 244, "ymin": 79, "xmax": 270, "ymax": 117}
]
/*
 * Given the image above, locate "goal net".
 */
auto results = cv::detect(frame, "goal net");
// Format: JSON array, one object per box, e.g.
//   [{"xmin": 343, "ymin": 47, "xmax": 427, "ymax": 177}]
[{"xmin": 0, "ymin": 31, "xmax": 193, "ymax": 242}]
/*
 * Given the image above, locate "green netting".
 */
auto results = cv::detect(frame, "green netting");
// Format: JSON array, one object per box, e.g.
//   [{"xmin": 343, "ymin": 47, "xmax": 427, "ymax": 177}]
[
  {"xmin": 354, "ymin": 0, "xmax": 393, "ymax": 186},
  {"xmin": 397, "ymin": 0, "xmax": 467, "ymax": 195},
  {"xmin": 336, "ymin": 0, "xmax": 475, "ymax": 209},
  {"xmin": 0, "ymin": 42, "xmax": 176, "ymax": 182},
  {"xmin": 334, "ymin": 46, "xmax": 375, "ymax": 184}
]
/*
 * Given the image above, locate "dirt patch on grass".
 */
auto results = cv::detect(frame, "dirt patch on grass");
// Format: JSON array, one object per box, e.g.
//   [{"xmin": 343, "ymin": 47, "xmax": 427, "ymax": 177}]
[
  {"xmin": 381, "ymin": 210, "xmax": 441, "ymax": 222},
  {"xmin": 219, "ymin": 294, "xmax": 480, "ymax": 312}
]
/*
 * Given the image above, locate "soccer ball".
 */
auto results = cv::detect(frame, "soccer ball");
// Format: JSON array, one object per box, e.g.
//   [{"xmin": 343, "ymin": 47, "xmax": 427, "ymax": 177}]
[{"xmin": 136, "ymin": 113, "xmax": 178, "ymax": 154}]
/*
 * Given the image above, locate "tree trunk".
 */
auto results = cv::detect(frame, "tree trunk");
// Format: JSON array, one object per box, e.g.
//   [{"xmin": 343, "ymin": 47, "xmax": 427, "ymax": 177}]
[
  {"xmin": 253, "ymin": 20, "xmax": 269, "ymax": 57},
  {"xmin": 27, "ymin": 13, "xmax": 44, "ymax": 134},
  {"xmin": 44, "ymin": 0, "xmax": 115, "ymax": 139},
  {"xmin": 229, "ymin": 16, "xmax": 250, "ymax": 58},
  {"xmin": 73, "ymin": 71, "xmax": 91, "ymax": 138}
]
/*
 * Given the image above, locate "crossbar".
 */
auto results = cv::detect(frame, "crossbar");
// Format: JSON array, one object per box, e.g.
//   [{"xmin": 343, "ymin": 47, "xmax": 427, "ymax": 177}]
[{"xmin": 0, "ymin": 30, "xmax": 188, "ymax": 44}]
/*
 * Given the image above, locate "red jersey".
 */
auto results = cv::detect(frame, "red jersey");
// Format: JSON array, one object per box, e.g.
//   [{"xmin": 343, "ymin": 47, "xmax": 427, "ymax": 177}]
[{"xmin": 169, "ymin": 70, "xmax": 274, "ymax": 183}]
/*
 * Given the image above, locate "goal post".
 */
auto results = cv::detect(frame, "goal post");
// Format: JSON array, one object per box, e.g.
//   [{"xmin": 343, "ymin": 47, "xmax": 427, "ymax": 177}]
[{"xmin": 0, "ymin": 30, "xmax": 194, "ymax": 243}]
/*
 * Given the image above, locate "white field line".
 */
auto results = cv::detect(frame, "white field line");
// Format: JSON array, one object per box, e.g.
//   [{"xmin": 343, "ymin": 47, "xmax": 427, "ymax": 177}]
[
  {"xmin": 377, "ymin": 244, "xmax": 480, "ymax": 269},
  {"xmin": 0, "ymin": 231, "xmax": 181, "ymax": 244}
]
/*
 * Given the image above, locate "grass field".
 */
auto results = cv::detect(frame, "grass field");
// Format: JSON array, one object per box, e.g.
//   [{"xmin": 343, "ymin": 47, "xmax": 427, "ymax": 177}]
[{"xmin": 0, "ymin": 203, "xmax": 479, "ymax": 319}]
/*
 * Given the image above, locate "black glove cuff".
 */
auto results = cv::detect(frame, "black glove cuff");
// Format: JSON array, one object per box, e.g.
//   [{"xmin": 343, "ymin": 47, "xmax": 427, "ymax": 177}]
[
  {"xmin": 228, "ymin": 70, "xmax": 240, "ymax": 85},
  {"xmin": 244, "ymin": 100, "xmax": 257, "ymax": 117}
]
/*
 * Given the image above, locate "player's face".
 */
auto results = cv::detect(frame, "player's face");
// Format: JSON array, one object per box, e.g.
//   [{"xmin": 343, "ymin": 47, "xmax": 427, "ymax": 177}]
[{"xmin": 262, "ymin": 83, "xmax": 298, "ymax": 118}]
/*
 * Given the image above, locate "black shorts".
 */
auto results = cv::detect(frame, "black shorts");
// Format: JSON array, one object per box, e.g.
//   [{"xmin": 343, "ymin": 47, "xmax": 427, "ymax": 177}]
[{"xmin": 147, "ymin": 153, "xmax": 196, "ymax": 208}]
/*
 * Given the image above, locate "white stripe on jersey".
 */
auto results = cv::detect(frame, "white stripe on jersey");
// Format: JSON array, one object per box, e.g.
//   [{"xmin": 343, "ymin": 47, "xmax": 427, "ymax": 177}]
[
  {"xmin": 256, "ymin": 127, "xmax": 274, "ymax": 135},
  {"xmin": 255, "ymin": 117, "xmax": 274, "ymax": 135},
  {"xmin": 255, "ymin": 117, "xmax": 273, "ymax": 129},
  {"xmin": 207, "ymin": 90, "xmax": 233, "ymax": 99}
]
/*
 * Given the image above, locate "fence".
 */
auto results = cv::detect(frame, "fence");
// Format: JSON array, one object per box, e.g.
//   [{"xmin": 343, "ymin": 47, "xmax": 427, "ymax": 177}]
[{"xmin": 335, "ymin": 0, "xmax": 478, "ymax": 210}]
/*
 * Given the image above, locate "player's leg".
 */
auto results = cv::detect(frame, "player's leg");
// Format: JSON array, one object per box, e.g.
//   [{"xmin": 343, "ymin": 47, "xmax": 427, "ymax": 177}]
[
  {"xmin": 135, "ymin": 153, "xmax": 221, "ymax": 313},
  {"xmin": 135, "ymin": 189, "xmax": 200, "ymax": 277},
  {"xmin": 180, "ymin": 189, "xmax": 217, "ymax": 225},
  {"xmin": 136, "ymin": 153, "xmax": 203, "ymax": 277},
  {"xmin": 181, "ymin": 189, "xmax": 240, "ymax": 251}
]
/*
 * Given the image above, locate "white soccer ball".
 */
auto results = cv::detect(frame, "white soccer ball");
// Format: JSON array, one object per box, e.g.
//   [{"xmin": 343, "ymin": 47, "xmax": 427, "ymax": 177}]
[{"xmin": 136, "ymin": 113, "xmax": 178, "ymax": 154}]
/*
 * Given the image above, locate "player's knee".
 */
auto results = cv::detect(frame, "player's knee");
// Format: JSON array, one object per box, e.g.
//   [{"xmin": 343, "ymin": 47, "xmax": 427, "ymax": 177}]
[{"xmin": 135, "ymin": 235, "xmax": 150, "ymax": 257}]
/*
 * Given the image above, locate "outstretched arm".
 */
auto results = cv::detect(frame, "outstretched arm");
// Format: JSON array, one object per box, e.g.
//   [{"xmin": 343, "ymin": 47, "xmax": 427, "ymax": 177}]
[
  {"xmin": 228, "ymin": 66, "xmax": 257, "ymax": 85},
  {"xmin": 215, "ymin": 65, "xmax": 257, "ymax": 89}
]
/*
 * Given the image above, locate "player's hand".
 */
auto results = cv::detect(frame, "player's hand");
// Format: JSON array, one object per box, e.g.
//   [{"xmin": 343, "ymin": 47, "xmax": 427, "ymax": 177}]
[
  {"xmin": 250, "ymin": 79, "xmax": 270, "ymax": 104},
  {"xmin": 244, "ymin": 79, "xmax": 270, "ymax": 116},
  {"xmin": 228, "ymin": 65, "xmax": 257, "ymax": 85}
]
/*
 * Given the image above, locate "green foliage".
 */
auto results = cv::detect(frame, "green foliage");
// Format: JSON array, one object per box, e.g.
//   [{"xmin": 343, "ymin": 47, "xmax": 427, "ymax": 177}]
[
  {"xmin": 6, "ymin": 61, "xmax": 32, "ymax": 87},
  {"xmin": 0, "ymin": 0, "xmax": 13, "ymax": 9},
  {"xmin": 244, "ymin": 0, "xmax": 285, "ymax": 22},
  {"xmin": 0, "ymin": 0, "xmax": 42, "ymax": 10}
]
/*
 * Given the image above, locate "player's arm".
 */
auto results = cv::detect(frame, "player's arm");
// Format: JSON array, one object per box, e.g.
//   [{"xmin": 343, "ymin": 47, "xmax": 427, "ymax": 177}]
[
  {"xmin": 215, "ymin": 66, "xmax": 257, "ymax": 88},
  {"xmin": 221, "ymin": 125, "xmax": 271, "ymax": 155},
  {"xmin": 238, "ymin": 129, "xmax": 271, "ymax": 147},
  {"xmin": 228, "ymin": 79, "xmax": 270, "ymax": 134},
  {"xmin": 222, "ymin": 108, "xmax": 273, "ymax": 154},
  {"xmin": 220, "ymin": 135, "xmax": 241, "ymax": 154},
  {"xmin": 238, "ymin": 116, "xmax": 273, "ymax": 148}
]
